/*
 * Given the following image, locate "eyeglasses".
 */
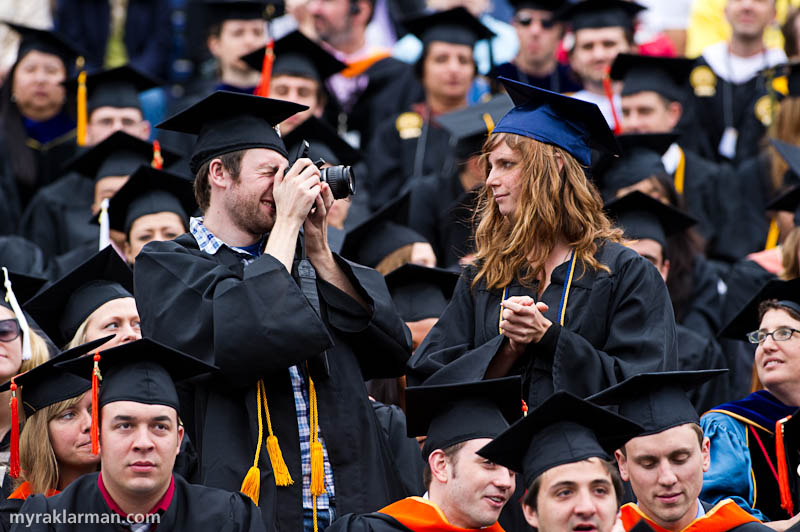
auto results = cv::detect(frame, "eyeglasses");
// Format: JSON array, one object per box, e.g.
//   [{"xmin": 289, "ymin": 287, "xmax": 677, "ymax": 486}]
[
  {"xmin": 0, "ymin": 319, "xmax": 21, "ymax": 343},
  {"xmin": 747, "ymin": 326, "xmax": 800, "ymax": 344},
  {"xmin": 514, "ymin": 14, "xmax": 556, "ymax": 29}
]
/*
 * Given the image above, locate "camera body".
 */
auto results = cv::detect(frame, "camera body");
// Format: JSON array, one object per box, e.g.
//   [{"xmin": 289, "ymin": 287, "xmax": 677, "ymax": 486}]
[{"xmin": 296, "ymin": 140, "xmax": 356, "ymax": 200}]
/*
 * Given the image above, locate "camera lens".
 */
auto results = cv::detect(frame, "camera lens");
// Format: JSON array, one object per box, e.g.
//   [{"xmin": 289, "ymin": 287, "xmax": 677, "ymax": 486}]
[{"xmin": 321, "ymin": 166, "xmax": 356, "ymax": 200}]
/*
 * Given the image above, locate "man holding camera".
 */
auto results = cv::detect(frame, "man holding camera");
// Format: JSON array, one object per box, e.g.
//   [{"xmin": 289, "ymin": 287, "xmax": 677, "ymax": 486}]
[{"xmin": 133, "ymin": 90, "xmax": 412, "ymax": 532}]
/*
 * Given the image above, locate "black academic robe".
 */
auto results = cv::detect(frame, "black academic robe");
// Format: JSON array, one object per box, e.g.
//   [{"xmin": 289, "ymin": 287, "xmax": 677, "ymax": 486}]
[
  {"xmin": 678, "ymin": 148, "xmax": 723, "ymax": 250},
  {"xmin": 18, "ymin": 172, "xmax": 96, "ymax": 260},
  {"xmin": 677, "ymin": 324, "xmax": 729, "ymax": 414},
  {"xmin": 370, "ymin": 402, "xmax": 425, "ymax": 498},
  {"xmin": 409, "ymin": 173, "xmax": 479, "ymax": 269},
  {"xmin": 322, "ymin": 57, "xmax": 424, "ymax": 152},
  {"xmin": 684, "ymin": 58, "xmax": 770, "ymax": 165},
  {"xmin": 407, "ymin": 241, "xmax": 679, "ymax": 406},
  {"xmin": 670, "ymin": 255, "xmax": 723, "ymax": 341},
  {"xmin": 11, "ymin": 473, "xmax": 266, "ymax": 532},
  {"xmin": 366, "ymin": 105, "xmax": 455, "ymax": 212},
  {"xmin": 133, "ymin": 235, "xmax": 412, "ymax": 531},
  {"xmin": 0, "ymin": 497, "xmax": 22, "ymax": 532}
]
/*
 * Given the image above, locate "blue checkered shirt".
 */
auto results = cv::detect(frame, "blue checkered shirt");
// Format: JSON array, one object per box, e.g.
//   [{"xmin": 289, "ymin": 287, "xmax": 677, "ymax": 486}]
[{"xmin": 190, "ymin": 217, "xmax": 335, "ymax": 510}]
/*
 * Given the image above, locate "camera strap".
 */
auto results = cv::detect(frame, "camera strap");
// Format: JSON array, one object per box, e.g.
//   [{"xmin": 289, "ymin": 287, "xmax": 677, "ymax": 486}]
[{"xmin": 296, "ymin": 248, "xmax": 331, "ymax": 379}]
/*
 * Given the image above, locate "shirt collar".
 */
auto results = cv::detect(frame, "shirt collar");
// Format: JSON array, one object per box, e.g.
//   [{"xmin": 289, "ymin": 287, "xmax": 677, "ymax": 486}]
[
  {"xmin": 98, "ymin": 473, "xmax": 175, "ymax": 517},
  {"xmin": 189, "ymin": 216, "xmax": 266, "ymax": 259}
]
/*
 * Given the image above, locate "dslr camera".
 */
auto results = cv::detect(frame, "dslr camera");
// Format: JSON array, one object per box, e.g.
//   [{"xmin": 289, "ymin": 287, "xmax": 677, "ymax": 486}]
[{"xmin": 295, "ymin": 140, "xmax": 355, "ymax": 200}]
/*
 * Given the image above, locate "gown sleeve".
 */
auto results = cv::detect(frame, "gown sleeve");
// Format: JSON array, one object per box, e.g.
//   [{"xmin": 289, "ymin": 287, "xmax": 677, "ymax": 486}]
[
  {"xmin": 228, "ymin": 492, "xmax": 270, "ymax": 532},
  {"xmin": 700, "ymin": 412, "xmax": 766, "ymax": 521},
  {"xmin": 134, "ymin": 240, "xmax": 335, "ymax": 386},
  {"xmin": 10, "ymin": 494, "xmax": 48, "ymax": 532}
]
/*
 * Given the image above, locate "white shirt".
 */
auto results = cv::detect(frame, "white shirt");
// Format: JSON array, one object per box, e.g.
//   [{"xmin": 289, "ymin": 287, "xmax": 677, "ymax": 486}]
[
  {"xmin": 702, "ymin": 41, "xmax": 787, "ymax": 84},
  {"xmin": 570, "ymin": 90, "xmax": 622, "ymax": 129}
]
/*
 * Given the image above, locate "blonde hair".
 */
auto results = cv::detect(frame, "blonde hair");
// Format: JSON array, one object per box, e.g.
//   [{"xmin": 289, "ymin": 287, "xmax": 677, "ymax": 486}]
[
  {"xmin": 472, "ymin": 133, "xmax": 623, "ymax": 291},
  {"xmin": 18, "ymin": 394, "xmax": 85, "ymax": 494},
  {"xmin": 65, "ymin": 318, "xmax": 90, "ymax": 350}
]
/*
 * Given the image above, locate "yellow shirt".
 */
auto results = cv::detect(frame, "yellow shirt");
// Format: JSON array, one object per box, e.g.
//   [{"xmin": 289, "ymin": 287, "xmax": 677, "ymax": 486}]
[{"xmin": 685, "ymin": 0, "xmax": 800, "ymax": 58}]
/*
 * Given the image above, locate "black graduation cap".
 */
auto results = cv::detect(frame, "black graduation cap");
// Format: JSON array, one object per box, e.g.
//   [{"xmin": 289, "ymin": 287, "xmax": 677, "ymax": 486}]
[
  {"xmin": 202, "ymin": 0, "xmax": 274, "ymax": 21},
  {"xmin": 56, "ymin": 338, "xmax": 218, "ymax": 413},
  {"xmin": 436, "ymin": 94, "xmax": 514, "ymax": 161},
  {"xmin": 605, "ymin": 191, "xmax": 696, "ymax": 249},
  {"xmin": 718, "ymin": 278, "xmax": 800, "ymax": 340},
  {"xmin": 598, "ymin": 133, "xmax": 677, "ymax": 194},
  {"xmin": 405, "ymin": 376, "xmax": 523, "ymax": 458},
  {"xmin": 611, "ymin": 53, "xmax": 694, "ymax": 103},
  {"xmin": 240, "ymin": 30, "xmax": 346, "ymax": 82},
  {"xmin": 340, "ymin": 192, "xmax": 428, "ymax": 268},
  {"xmin": 64, "ymin": 131, "xmax": 180, "ymax": 182},
  {"xmin": 23, "ymin": 247, "xmax": 133, "ymax": 348},
  {"xmin": 0, "ymin": 336, "xmax": 110, "ymax": 416},
  {"xmin": 588, "ymin": 370, "xmax": 728, "ymax": 436},
  {"xmin": 98, "ymin": 165, "xmax": 196, "ymax": 234},
  {"xmin": 494, "ymin": 77, "xmax": 620, "ymax": 167},
  {"xmin": 384, "ymin": 264, "xmax": 459, "ymax": 322},
  {"xmin": 403, "ymin": 7, "xmax": 496, "ymax": 47},
  {"xmin": 156, "ymin": 91, "xmax": 306, "ymax": 174},
  {"xmin": 556, "ymin": 0, "xmax": 645, "ymax": 31},
  {"xmin": 4, "ymin": 22, "xmax": 83, "ymax": 69},
  {"xmin": 64, "ymin": 65, "xmax": 162, "ymax": 114},
  {"xmin": 477, "ymin": 391, "xmax": 643, "ymax": 487},
  {"xmin": 508, "ymin": 0, "xmax": 566, "ymax": 12},
  {"xmin": 282, "ymin": 117, "xmax": 362, "ymax": 166}
]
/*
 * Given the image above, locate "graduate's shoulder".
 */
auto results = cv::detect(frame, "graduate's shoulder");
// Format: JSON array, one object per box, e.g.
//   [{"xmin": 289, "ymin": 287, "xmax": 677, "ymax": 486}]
[
  {"xmin": 170, "ymin": 474, "xmax": 257, "ymax": 514},
  {"xmin": 594, "ymin": 240, "xmax": 652, "ymax": 276},
  {"xmin": 328, "ymin": 511, "xmax": 411, "ymax": 532}
]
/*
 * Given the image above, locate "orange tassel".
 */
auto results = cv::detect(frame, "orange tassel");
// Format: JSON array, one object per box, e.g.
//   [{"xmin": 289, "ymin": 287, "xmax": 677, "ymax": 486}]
[
  {"xmin": 521, "ymin": 399, "xmax": 528, "ymax": 417},
  {"xmin": 76, "ymin": 71, "xmax": 87, "ymax": 146},
  {"xmin": 91, "ymin": 353, "xmax": 101, "ymax": 455},
  {"xmin": 602, "ymin": 66, "xmax": 622, "ymax": 135},
  {"xmin": 776, "ymin": 416, "xmax": 794, "ymax": 517},
  {"xmin": 151, "ymin": 140, "xmax": 164, "ymax": 169},
  {"xmin": 9, "ymin": 379, "xmax": 19, "ymax": 478},
  {"xmin": 254, "ymin": 41, "xmax": 275, "ymax": 98}
]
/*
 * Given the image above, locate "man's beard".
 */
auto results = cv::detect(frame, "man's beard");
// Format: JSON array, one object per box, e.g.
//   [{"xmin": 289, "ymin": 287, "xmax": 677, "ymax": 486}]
[{"xmin": 228, "ymin": 189, "xmax": 274, "ymax": 237}]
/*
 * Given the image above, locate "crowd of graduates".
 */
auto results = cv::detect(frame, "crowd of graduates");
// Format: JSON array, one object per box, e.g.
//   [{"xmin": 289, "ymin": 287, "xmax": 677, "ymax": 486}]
[{"xmin": 4, "ymin": 0, "xmax": 800, "ymax": 531}]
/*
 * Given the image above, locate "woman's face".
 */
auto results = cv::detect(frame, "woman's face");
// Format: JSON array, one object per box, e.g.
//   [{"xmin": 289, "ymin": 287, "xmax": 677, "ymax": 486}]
[
  {"xmin": 422, "ymin": 41, "xmax": 475, "ymax": 103},
  {"xmin": 0, "ymin": 306, "xmax": 23, "ymax": 382},
  {"xmin": 486, "ymin": 141, "xmax": 523, "ymax": 219},
  {"xmin": 83, "ymin": 298, "xmax": 141, "ymax": 349},
  {"xmin": 755, "ymin": 308, "xmax": 800, "ymax": 395},
  {"xmin": 48, "ymin": 392, "xmax": 98, "ymax": 470},
  {"xmin": 124, "ymin": 212, "xmax": 186, "ymax": 264},
  {"xmin": 11, "ymin": 50, "xmax": 67, "ymax": 119}
]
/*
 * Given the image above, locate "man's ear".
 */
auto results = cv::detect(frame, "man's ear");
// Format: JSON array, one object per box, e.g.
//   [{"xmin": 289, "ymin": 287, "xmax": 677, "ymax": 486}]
[
  {"xmin": 614, "ymin": 448, "xmax": 630, "ymax": 482},
  {"xmin": 522, "ymin": 502, "xmax": 540, "ymax": 530},
  {"xmin": 701, "ymin": 436, "xmax": 710, "ymax": 473},
  {"xmin": 208, "ymin": 159, "xmax": 229, "ymax": 189},
  {"xmin": 176, "ymin": 424, "xmax": 185, "ymax": 457},
  {"xmin": 428, "ymin": 449, "xmax": 450, "ymax": 484},
  {"xmin": 666, "ymin": 101, "xmax": 683, "ymax": 130}
]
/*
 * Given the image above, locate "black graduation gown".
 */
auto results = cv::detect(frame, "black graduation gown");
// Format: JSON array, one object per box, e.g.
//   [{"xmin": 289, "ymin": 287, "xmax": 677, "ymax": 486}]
[
  {"xmin": 18, "ymin": 172, "xmax": 96, "ymax": 260},
  {"xmin": 407, "ymin": 241, "xmax": 679, "ymax": 406},
  {"xmin": 366, "ymin": 106, "xmax": 455, "ymax": 212},
  {"xmin": 679, "ymin": 148, "xmax": 722, "ymax": 249},
  {"xmin": 684, "ymin": 58, "xmax": 770, "ymax": 165},
  {"xmin": 672, "ymin": 256, "xmax": 723, "ymax": 340},
  {"xmin": 370, "ymin": 402, "xmax": 425, "ymax": 498},
  {"xmin": 677, "ymin": 324, "xmax": 729, "ymax": 414},
  {"xmin": 0, "ymin": 152, "xmax": 22, "ymax": 236},
  {"xmin": 133, "ymin": 235, "xmax": 413, "ymax": 531},
  {"xmin": 11, "ymin": 473, "xmax": 267, "ymax": 532},
  {"xmin": 408, "ymin": 173, "xmax": 479, "ymax": 269},
  {"xmin": 0, "ymin": 497, "xmax": 22, "ymax": 532},
  {"xmin": 0, "ymin": 236, "xmax": 51, "ymax": 279},
  {"xmin": 322, "ymin": 57, "xmax": 424, "ymax": 151}
]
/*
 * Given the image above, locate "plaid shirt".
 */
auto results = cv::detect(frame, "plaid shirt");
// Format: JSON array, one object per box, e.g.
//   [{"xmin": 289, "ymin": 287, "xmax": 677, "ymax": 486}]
[{"xmin": 190, "ymin": 217, "xmax": 335, "ymax": 510}]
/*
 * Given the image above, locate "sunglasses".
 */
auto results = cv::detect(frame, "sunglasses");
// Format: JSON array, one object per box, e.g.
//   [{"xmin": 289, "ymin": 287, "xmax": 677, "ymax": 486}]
[
  {"xmin": 0, "ymin": 319, "xmax": 20, "ymax": 343},
  {"xmin": 515, "ymin": 15, "xmax": 556, "ymax": 29}
]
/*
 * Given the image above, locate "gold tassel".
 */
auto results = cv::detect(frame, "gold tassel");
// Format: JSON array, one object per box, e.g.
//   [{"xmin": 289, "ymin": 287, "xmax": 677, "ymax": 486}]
[
  {"xmin": 310, "ymin": 441, "xmax": 325, "ymax": 496},
  {"xmin": 240, "ymin": 466, "xmax": 261, "ymax": 506},
  {"xmin": 266, "ymin": 434, "xmax": 292, "ymax": 486},
  {"xmin": 76, "ymin": 70, "xmax": 87, "ymax": 146}
]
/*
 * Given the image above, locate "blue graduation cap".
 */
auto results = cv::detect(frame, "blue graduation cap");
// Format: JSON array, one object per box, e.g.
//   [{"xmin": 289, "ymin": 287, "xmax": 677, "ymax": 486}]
[{"xmin": 493, "ymin": 77, "xmax": 620, "ymax": 166}]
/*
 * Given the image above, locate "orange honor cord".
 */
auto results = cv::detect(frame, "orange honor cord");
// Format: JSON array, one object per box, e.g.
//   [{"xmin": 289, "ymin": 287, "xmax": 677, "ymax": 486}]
[
  {"xmin": 9, "ymin": 378, "xmax": 19, "ymax": 478},
  {"xmin": 602, "ymin": 66, "xmax": 622, "ymax": 135},
  {"xmin": 255, "ymin": 41, "xmax": 275, "ymax": 98},
  {"xmin": 91, "ymin": 353, "xmax": 101, "ymax": 455}
]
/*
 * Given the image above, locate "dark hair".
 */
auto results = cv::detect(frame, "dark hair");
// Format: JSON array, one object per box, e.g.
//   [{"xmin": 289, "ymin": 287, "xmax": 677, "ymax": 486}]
[
  {"xmin": 758, "ymin": 299, "xmax": 800, "ymax": 323},
  {"xmin": 619, "ymin": 423, "xmax": 704, "ymax": 457},
  {"xmin": 783, "ymin": 8, "xmax": 800, "ymax": 58},
  {"xmin": 194, "ymin": 150, "xmax": 246, "ymax": 211},
  {"xmin": 523, "ymin": 458, "xmax": 624, "ymax": 511},
  {"xmin": 413, "ymin": 42, "xmax": 478, "ymax": 81},
  {"xmin": 422, "ymin": 441, "xmax": 466, "ymax": 489}
]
